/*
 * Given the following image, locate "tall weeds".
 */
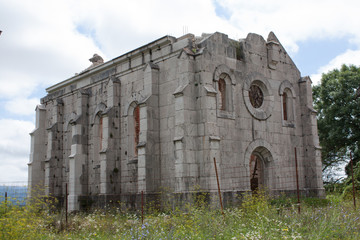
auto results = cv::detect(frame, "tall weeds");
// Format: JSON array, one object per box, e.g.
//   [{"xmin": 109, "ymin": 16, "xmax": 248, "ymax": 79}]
[
  {"xmin": 0, "ymin": 193, "xmax": 56, "ymax": 239},
  {"xmin": 0, "ymin": 191, "xmax": 359, "ymax": 239}
]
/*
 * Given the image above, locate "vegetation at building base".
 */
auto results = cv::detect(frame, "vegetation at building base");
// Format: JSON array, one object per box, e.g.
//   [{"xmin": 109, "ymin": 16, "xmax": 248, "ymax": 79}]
[{"xmin": 1, "ymin": 191, "xmax": 360, "ymax": 240}]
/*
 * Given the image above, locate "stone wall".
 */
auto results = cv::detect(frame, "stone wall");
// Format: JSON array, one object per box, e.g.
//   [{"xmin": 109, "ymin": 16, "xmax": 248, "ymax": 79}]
[{"xmin": 28, "ymin": 31, "xmax": 324, "ymax": 211}]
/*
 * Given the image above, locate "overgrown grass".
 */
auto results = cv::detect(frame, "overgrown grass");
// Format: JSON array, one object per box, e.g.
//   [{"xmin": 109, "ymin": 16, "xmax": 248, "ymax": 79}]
[{"xmin": 1, "ymin": 192, "xmax": 360, "ymax": 239}]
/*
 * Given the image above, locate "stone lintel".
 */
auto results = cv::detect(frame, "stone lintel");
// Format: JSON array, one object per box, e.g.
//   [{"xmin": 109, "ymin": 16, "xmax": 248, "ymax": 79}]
[
  {"xmin": 128, "ymin": 159, "xmax": 138, "ymax": 164},
  {"xmin": 101, "ymin": 107, "xmax": 112, "ymax": 116},
  {"xmin": 145, "ymin": 62, "xmax": 160, "ymax": 70},
  {"xmin": 100, "ymin": 148, "xmax": 108, "ymax": 154},
  {"xmin": 79, "ymin": 88, "xmax": 91, "ymax": 96},
  {"xmin": 173, "ymin": 84, "xmax": 188, "ymax": 97},
  {"xmin": 299, "ymin": 76, "xmax": 312, "ymax": 84},
  {"xmin": 46, "ymin": 123, "xmax": 57, "ymax": 131},
  {"xmin": 266, "ymin": 41, "xmax": 280, "ymax": 46},
  {"xmin": 209, "ymin": 136, "xmax": 221, "ymax": 141},
  {"xmin": 173, "ymin": 136, "xmax": 184, "ymax": 142},
  {"xmin": 308, "ymin": 107, "xmax": 317, "ymax": 114},
  {"xmin": 110, "ymin": 76, "xmax": 121, "ymax": 83},
  {"xmin": 138, "ymin": 96, "xmax": 150, "ymax": 106},
  {"xmin": 35, "ymin": 104, "xmax": 46, "ymax": 111},
  {"xmin": 137, "ymin": 142, "xmax": 146, "ymax": 148},
  {"xmin": 204, "ymin": 85, "xmax": 217, "ymax": 97}
]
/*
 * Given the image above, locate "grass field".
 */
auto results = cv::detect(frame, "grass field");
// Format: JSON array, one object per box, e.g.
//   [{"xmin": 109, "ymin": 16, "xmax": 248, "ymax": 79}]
[{"xmin": 0, "ymin": 192, "xmax": 359, "ymax": 239}]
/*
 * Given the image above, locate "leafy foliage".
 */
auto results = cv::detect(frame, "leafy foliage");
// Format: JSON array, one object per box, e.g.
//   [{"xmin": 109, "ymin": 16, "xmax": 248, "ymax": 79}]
[
  {"xmin": 0, "ymin": 194, "xmax": 56, "ymax": 239},
  {"xmin": 2, "ymin": 191, "xmax": 360, "ymax": 239},
  {"xmin": 313, "ymin": 64, "xmax": 360, "ymax": 178},
  {"xmin": 3, "ymin": 192, "xmax": 360, "ymax": 239}
]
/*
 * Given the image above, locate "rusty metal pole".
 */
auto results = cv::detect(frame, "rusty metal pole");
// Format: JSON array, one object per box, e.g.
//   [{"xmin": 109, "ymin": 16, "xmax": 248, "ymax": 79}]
[
  {"xmin": 141, "ymin": 191, "xmax": 144, "ymax": 225},
  {"xmin": 213, "ymin": 157, "xmax": 225, "ymax": 219},
  {"xmin": 65, "ymin": 183, "xmax": 68, "ymax": 227},
  {"xmin": 350, "ymin": 152, "xmax": 356, "ymax": 209},
  {"xmin": 294, "ymin": 148, "xmax": 301, "ymax": 214},
  {"xmin": 4, "ymin": 192, "xmax": 7, "ymax": 213}
]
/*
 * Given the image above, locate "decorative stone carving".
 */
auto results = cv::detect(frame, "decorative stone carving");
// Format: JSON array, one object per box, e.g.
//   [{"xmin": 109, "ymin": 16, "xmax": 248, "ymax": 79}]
[{"xmin": 82, "ymin": 54, "xmax": 104, "ymax": 72}]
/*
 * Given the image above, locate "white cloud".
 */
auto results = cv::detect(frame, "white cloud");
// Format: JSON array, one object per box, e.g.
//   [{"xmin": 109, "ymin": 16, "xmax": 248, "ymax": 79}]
[
  {"xmin": 311, "ymin": 49, "xmax": 360, "ymax": 85},
  {"xmin": 0, "ymin": 119, "xmax": 34, "ymax": 183},
  {"xmin": 215, "ymin": 0, "xmax": 360, "ymax": 54},
  {"xmin": 66, "ymin": 0, "xmax": 240, "ymax": 59},
  {"xmin": 0, "ymin": 0, "xmax": 103, "ymax": 100},
  {"xmin": 5, "ymin": 98, "xmax": 40, "ymax": 116}
]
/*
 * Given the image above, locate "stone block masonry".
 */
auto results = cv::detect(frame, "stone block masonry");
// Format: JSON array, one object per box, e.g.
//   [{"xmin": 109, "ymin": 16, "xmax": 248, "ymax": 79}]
[{"xmin": 28, "ymin": 31, "xmax": 324, "ymax": 211}]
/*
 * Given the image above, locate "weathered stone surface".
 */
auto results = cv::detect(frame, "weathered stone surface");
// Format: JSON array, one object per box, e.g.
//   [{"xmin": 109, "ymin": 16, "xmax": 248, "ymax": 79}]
[{"xmin": 29, "ymin": 32, "xmax": 324, "ymax": 211}]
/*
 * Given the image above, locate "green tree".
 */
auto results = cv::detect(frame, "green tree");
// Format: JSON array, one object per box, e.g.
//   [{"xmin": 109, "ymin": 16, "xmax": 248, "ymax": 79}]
[{"xmin": 313, "ymin": 64, "xmax": 360, "ymax": 180}]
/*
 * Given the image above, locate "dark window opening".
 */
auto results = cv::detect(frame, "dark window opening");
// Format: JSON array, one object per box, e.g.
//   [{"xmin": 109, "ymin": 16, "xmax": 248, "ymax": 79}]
[
  {"xmin": 219, "ymin": 78, "xmax": 226, "ymax": 110},
  {"xmin": 283, "ymin": 92, "xmax": 288, "ymax": 121}
]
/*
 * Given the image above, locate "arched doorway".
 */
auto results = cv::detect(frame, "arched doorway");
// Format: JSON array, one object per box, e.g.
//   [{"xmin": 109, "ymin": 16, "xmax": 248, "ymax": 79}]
[
  {"xmin": 245, "ymin": 139, "xmax": 276, "ymax": 193},
  {"xmin": 250, "ymin": 154, "xmax": 264, "ymax": 192}
]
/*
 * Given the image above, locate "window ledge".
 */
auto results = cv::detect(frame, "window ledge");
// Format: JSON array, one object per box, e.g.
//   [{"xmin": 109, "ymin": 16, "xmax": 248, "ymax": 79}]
[
  {"xmin": 282, "ymin": 121, "xmax": 295, "ymax": 128},
  {"xmin": 217, "ymin": 110, "xmax": 235, "ymax": 119}
]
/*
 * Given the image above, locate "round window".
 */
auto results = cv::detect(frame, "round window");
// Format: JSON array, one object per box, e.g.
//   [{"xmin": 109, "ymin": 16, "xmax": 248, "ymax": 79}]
[{"xmin": 249, "ymin": 85, "xmax": 264, "ymax": 108}]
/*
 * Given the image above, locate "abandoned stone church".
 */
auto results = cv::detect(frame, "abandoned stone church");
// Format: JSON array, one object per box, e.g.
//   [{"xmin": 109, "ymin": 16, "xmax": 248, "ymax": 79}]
[{"xmin": 28, "ymin": 31, "xmax": 324, "ymax": 211}]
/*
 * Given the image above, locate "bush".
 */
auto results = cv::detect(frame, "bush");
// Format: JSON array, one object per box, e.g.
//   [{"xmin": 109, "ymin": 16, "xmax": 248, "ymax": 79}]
[{"xmin": 0, "ymin": 194, "xmax": 56, "ymax": 239}]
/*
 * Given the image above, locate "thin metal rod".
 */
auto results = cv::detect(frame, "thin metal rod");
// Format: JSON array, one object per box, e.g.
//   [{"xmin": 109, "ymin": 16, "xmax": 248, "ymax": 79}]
[
  {"xmin": 350, "ymin": 152, "xmax": 356, "ymax": 209},
  {"xmin": 213, "ymin": 157, "xmax": 225, "ymax": 219},
  {"xmin": 294, "ymin": 148, "xmax": 301, "ymax": 214},
  {"xmin": 65, "ymin": 183, "xmax": 68, "ymax": 226},
  {"xmin": 141, "ymin": 191, "xmax": 144, "ymax": 225},
  {"xmin": 4, "ymin": 192, "xmax": 7, "ymax": 213}
]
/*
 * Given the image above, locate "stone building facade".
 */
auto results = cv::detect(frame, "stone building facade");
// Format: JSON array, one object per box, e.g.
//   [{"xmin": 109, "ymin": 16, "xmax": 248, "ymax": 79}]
[{"xmin": 28, "ymin": 31, "xmax": 324, "ymax": 211}]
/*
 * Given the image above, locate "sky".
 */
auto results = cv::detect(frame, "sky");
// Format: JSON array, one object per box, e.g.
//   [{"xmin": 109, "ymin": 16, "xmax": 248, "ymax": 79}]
[{"xmin": 0, "ymin": 0, "xmax": 360, "ymax": 183}]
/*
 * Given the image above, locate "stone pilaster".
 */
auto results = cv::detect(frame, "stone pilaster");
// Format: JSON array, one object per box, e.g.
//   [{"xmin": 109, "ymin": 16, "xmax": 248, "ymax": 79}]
[
  {"xmin": 173, "ymin": 87, "xmax": 186, "ymax": 192},
  {"xmin": 200, "ymin": 84, "xmax": 221, "ymax": 191},
  {"xmin": 44, "ymin": 99, "xmax": 63, "ymax": 197},
  {"xmin": 173, "ymin": 50, "xmax": 199, "ymax": 193},
  {"xmin": 99, "ymin": 114, "xmax": 109, "ymax": 194},
  {"xmin": 28, "ymin": 105, "xmax": 46, "ymax": 198},
  {"xmin": 137, "ymin": 63, "xmax": 160, "ymax": 193},
  {"xmin": 299, "ymin": 76, "xmax": 324, "ymax": 196},
  {"xmin": 68, "ymin": 90, "xmax": 89, "ymax": 211},
  {"xmin": 99, "ymin": 77, "xmax": 121, "ymax": 196}
]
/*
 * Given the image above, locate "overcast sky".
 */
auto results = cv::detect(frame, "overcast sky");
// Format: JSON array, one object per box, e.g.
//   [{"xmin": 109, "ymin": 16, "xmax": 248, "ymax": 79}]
[{"xmin": 1, "ymin": 0, "xmax": 359, "ymax": 183}]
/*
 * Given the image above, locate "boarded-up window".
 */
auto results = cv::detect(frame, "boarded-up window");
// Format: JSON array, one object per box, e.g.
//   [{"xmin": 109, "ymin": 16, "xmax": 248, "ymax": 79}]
[
  {"xmin": 219, "ymin": 78, "xmax": 226, "ymax": 110},
  {"xmin": 134, "ymin": 106, "xmax": 140, "ymax": 156},
  {"xmin": 283, "ymin": 92, "xmax": 288, "ymax": 121}
]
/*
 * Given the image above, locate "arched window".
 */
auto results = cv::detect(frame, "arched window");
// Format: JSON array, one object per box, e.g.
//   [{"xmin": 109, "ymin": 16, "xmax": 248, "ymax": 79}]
[
  {"xmin": 282, "ymin": 92, "xmax": 288, "ymax": 121},
  {"xmin": 134, "ymin": 105, "xmax": 140, "ymax": 156},
  {"xmin": 281, "ymin": 88, "xmax": 295, "ymax": 126},
  {"xmin": 279, "ymin": 80, "xmax": 296, "ymax": 127},
  {"xmin": 214, "ymin": 72, "xmax": 234, "ymax": 118},
  {"xmin": 218, "ymin": 78, "xmax": 226, "ymax": 110}
]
